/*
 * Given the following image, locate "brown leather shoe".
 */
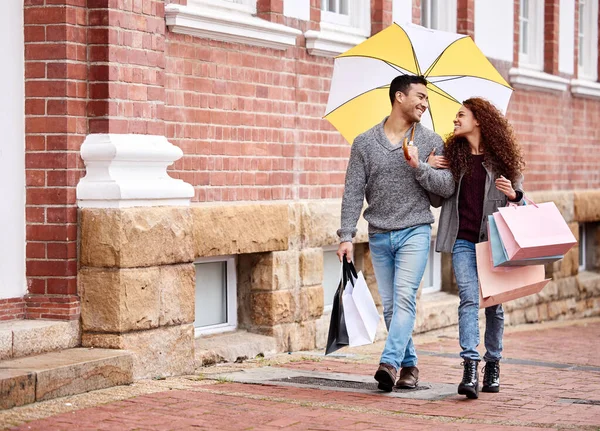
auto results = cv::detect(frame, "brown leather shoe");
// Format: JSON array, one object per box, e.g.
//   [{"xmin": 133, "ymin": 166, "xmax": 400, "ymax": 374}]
[
  {"xmin": 374, "ymin": 363, "xmax": 397, "ymax": 392},
  {"xmin": 395, "ymin": 366, "xmax": 419, "ymax": 389}
]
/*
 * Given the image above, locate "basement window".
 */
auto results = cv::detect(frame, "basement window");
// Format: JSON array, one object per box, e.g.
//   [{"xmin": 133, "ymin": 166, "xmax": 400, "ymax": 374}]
[
  {"xmin": 194, "ymin": 256, "xmax": 237, "ymax": 336},
  {"xmin": 579, "ymin": 222, "xmax": 599, "ymax": 272}
]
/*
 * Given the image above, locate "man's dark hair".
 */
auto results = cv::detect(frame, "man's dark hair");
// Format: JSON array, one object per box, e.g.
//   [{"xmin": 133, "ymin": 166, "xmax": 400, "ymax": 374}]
[{"xmin": 389, "ymin": 75, "xmax": 428, "ymax": 105}]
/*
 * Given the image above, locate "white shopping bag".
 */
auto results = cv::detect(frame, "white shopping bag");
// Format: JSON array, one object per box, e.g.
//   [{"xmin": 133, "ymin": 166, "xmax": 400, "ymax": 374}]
[{"xmin": 342, "ymin": 268, "xmax": 380, "ymax": 347}]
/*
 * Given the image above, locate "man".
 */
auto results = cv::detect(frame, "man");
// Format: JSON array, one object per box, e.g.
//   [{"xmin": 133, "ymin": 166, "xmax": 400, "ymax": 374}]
[{"xmin": 336, "ymin": 75, "xmax": 454, "ymax": 392}]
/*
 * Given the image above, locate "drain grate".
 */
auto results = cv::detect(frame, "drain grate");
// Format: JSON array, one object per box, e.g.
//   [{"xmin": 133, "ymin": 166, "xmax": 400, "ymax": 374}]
[
  {"xmin": 560, "ymin": 398, "xmax": 600, "ymax": 406},
  {"xmin": 271, "ymin": 376, "xmax": 431, "ymax": 392}
]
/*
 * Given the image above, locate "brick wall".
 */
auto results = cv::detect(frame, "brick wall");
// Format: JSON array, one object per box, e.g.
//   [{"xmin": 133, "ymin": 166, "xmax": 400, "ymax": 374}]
[
  {"xmin": 0, "ymin": 298, "xmax": 25, "ymax": 321},
  {"xmin": 165, "ymin": 0, "xmax": 600, "ymax": 202},
  {"xmin": 9, "ymin": 0, "xmax": 600, "ymax": 322},
  {"xmin": 23, "ymin": 0, "xmax": 87, "ymax": 320},
  {"xmin": 457, "ymin": 0, "xmax": 474, "ymax": 38}
]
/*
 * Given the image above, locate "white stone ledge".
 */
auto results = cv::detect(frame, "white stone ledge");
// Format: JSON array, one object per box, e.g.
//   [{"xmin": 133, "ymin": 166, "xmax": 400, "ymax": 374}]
[
  {"xmin": 164, "ymin": 3, "xmax": 301, "ymax": 50},
  {"xmin": 509, "ymin": 67, "xmax": 569, "ymax": 92},
  {"xmin": 570, "ymin": 79, "xmax": 600, "ymax": 99},
  {"xmin": 76, "ymin": 134, "xmax": 194, "ymax": 209},
  {"xmin": 304, "ymin": 22, "xmax": 367, "ymax": 57}
]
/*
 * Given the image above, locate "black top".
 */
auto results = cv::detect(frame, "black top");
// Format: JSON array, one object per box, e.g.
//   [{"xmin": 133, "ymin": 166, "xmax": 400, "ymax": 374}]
[{"xmin": 457, "ymin": 154, "xmax": 486, "ymax": 243}]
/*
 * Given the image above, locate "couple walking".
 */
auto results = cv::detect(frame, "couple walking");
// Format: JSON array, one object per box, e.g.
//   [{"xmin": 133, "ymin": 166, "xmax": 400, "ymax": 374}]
[{"xmin": 336, "ymin": 75, "xmax": 525, "ymax": 399}]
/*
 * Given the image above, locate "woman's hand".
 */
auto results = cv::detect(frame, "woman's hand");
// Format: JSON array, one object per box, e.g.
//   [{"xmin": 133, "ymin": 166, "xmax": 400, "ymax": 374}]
[
  {"xmin": 495, "ymin": 175, "xmax": 517, "ymax": 200},
  {"xmin": 426, "ymin": 149, "xmax": 449, "ymax": 169}
]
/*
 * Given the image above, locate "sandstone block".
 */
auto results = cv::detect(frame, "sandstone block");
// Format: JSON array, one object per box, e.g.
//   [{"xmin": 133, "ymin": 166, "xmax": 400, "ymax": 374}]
[
  {"xmin": 159, "ymin": 265, "xmax": 195, "ymax": 326},
  {"xmin": 249, "ymin": 251, "xmax": 299, "ymax": 292},
  {"xmin": 270, "ymin": 321, "xmax": 317, "ymax": 352},
  {"xmin": 536, "ymin": 280, "xmax": 560, "ymax": 302},
  {"xmin": 577, "ymin": 272, "xmax": 600, "ymax": 298},
  {"xmin": 555, "ymin": 277, "xmax": 580, "ymax": 300},
  {"xmin": 0, "ymin": 349, "xmax": 132, "ymax": 404},
  {"xmin": 80, "ymin": 207, "xmax": 194, "ymax": 268},
  {"xmin": 251, "ymin": 290, "xmax": 295, "ymax": 326},
  {"xmin": 299, "ymin": 248, "xmax": 324, "ymax": 287},
  {"xmin": 524, "ymin": 306, "xmax": 539, "ymax": 323},
  {"xmin": 537, "ymin": 303, "xmax": 549, "ymax": 321},
  {"xmin": 0, "ymin": 329, "xmax": 12, "ymax": 360},
  {"xmin": 34, "ymin": 350, "xmax": 133, "ymax": 401},
  {"xmin": 299, "ymin": 285, "xmax": 324, "ymax": 321},
  {"xmin": 0, "ymin": 370, "xmax": 35, "ymax": 409},
  {"xmin": 12, "ymin": 320, "xmax": 80, "ymax": 359},
  {"xmin": 527, "ymin": 191, "xmax": 574, "ymax": 223},
  {"xmin": 80, "ymin": 264, "xmax": 195, "ymax": 333},
  {"xmin": 574, "ymin": 190, "xmax": 600, "ymax": 222},
  {"xmin": 82, "ymin": 324, "xmax": 195, "ymax": 379},
  {"xmin": 314, "ymin": 313, "xmax": 330, "ymax": 350},
  {"xmin": 192, "ymin": 202, "xmax": 290, "ymax": 257},
  {"xmin": 299, "ymin": 200, "xmax": 369, "ymax": 248}
]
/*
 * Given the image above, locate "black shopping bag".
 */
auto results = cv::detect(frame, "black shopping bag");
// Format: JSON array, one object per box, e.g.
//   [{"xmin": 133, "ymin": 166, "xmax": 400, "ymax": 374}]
[{"xmin": 325, "ymin": 259, "xmax": 357, "ymax": 355}]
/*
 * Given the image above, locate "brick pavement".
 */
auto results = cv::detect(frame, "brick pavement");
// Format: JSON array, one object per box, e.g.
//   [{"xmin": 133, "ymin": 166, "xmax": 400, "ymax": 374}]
[{"xmin": 3, "ymin": 318, "xmax": 600, "ymax": 431}]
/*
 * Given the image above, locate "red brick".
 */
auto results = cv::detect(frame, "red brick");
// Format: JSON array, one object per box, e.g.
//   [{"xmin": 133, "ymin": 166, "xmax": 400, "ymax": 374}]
[
  {"xmin": 26, "ymin": 170, "xmax": 46, "ymax": 186},
  {"xmin": 26, "ymin": 207, "xmax": 45, "ymax": 223},
  {"xmin": 26, "ymin": 260, "xmax": 70, "ymax": 277},
  {"xmin": 27, "ymin": 187, "xmax": 68, "ymax": 205},
  {"xmin": 27, "ymin": 242, "xmax": 46, "ymax": 259},
  {"xmin": 26, "ymin": 225, "xmax": 68, "ymax": 242}
]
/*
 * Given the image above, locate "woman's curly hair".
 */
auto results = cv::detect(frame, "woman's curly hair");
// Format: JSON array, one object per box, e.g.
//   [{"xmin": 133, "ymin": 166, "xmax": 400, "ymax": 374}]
[{"xmin": 444, "ymin": 98, "xmax": 525, "ymax": 182}]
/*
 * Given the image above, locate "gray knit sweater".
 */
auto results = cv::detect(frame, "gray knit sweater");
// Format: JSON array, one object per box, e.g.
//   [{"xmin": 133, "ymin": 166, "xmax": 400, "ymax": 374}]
[{"xmin": 337, "ymin": 118, "xmax": 455, "ymax": 242}]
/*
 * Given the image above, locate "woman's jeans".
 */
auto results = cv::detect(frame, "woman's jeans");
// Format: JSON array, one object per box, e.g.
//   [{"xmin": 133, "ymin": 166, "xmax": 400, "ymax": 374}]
[
  {"xmin": 452, "ymin": 239, "xmax": 504, "ymax": 362},
  {"xmin": 369, "ymin": 225, "xmax": 431, "ymax": 370}
]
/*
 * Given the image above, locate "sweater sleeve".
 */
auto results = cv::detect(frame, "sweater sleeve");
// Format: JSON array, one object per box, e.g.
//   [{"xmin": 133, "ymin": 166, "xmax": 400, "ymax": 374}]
[
  {"xmin": 337, "ymin": 141, "xmax": 367, "ymax": 243},
  {"xmin": 509, "ymin": 174, "xmax": 525, "ymax": 205},
  {"xmin": 414, "ymin": 137, "xmax": 455, "ymax": 198}
]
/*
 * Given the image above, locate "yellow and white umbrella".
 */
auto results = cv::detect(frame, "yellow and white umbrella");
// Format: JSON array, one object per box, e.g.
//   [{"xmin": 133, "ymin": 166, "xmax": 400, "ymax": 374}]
[{"xmin": 324, "ymin": 22, "xmax": 513, "ymax": 143}]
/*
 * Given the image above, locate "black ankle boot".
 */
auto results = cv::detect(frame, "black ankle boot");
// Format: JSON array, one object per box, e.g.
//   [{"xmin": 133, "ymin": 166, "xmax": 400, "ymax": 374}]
[
  {"xmin": 482, "ymin": 361, "xmax": 500, "ymax": 393},
  {"xmin": 458, "ymin": 359, "xmax": 479, "ymax": 399}
]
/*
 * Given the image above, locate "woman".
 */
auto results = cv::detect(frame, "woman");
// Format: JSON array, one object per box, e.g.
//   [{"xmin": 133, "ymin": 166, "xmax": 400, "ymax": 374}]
[{"xmin": 430, "ymin": 98, "xmax": 525, "ymax": 399}]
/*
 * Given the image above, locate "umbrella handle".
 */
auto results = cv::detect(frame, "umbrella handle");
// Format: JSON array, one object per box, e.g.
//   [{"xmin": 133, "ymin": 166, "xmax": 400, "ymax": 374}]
[{"xmin": 402, "ymin": 125, "xmax": 416, "ymax": 161}]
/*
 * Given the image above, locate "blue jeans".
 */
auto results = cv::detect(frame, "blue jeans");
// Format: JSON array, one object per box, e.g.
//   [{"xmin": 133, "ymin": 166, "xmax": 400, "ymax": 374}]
[
  {"xmin": 452, "ymin": 239, "xmax": 504, "ymax": 362},
  {"xmin": 369, "ymin": 225, "xmax": 431, "ymax": 370}
]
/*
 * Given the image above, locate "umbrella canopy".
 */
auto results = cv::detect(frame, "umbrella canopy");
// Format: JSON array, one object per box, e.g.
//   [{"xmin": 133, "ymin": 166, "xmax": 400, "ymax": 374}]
[{"xmin": 324, "ymin": 22, "xmax": 513, "ymax": 144}]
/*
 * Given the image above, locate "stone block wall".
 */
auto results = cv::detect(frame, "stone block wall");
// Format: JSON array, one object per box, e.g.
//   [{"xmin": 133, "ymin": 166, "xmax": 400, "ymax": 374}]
[
  {"xmin": 79, "ymin": 207, "xmax": 196, "ymax": 380},
  {"xmin": 79, "ymin": 190, "xmax": 600, "ymax": 378}
]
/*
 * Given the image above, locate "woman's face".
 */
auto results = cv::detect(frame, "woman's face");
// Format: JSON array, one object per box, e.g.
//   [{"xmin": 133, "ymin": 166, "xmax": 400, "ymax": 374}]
[{"xmin": 453, "ymin": 105, "xmax": 479, "ymax": 137}]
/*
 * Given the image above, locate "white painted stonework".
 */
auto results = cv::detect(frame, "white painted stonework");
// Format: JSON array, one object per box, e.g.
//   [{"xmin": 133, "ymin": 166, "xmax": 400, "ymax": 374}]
[
  {"xmin": 165, "ymin": 1, "xmax": 301, "ymax": 50},
  {"xmin": 305, "ymin": 0, "xmax": 370, "ymax": 57},
  {"xmin": 76, "ymin": 134, "xmax": 194, "ymax": 209},
  {"xmin": 570, "ymin": 79, "xmax": 600, "ymax": 99},
  {"xmin": 392, "ymin": 0, "xmax": 412, "ymax": 24},
  {"xmin": 283, "ymin": 0, "xmax": 310, "ymax": 21},
  {"xmin": 0, "ymin": 0, "xmax": 25, "ymax": 300},
  {"xmin": 474, "ymin": 0, "xmax": 514, "ymax": 62},
  {"xmin": 509, "ymin": 67, "xmax": 569, "ymax": 92},
  {"xmin": 558, "ymin": 0, "xmax": 575, "ymax": 75},
  {"xmin": 305, "ymin": 21, "xmax": 367, "ymax": 57}
]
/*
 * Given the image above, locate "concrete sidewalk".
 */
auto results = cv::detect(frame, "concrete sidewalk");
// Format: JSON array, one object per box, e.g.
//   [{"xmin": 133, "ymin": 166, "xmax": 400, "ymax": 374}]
[{"xmin": 2, "ymin": 318, "xmax": 600, "ymax": 430}]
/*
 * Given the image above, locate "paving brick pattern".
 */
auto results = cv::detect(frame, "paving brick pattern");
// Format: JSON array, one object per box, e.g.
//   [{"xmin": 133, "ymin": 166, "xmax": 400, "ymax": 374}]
[{"xmin": 4, "ymin": 320, "xmax": 600, "ymax": 430}]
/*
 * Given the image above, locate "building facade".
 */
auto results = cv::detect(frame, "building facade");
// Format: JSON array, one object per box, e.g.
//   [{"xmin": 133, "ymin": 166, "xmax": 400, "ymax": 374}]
[{"xmin": 1, "ymin": 0, "xmax": 599, "ymax": 378}]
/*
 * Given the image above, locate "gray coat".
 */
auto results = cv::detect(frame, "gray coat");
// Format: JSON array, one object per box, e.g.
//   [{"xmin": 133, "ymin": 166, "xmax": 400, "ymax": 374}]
[{"xmin": 434, "ymin": 163, "xmax": 524, "ymax": 253}]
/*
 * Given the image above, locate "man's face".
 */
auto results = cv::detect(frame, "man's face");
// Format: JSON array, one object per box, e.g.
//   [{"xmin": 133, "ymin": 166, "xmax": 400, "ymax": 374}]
[{"xmin": 397, "ymin": 83, "xmax": 429, "ymax": 123}]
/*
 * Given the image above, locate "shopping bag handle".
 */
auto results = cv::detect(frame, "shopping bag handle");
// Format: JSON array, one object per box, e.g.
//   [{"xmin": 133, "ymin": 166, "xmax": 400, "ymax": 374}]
[
  {"xmin": 505, "ymin": 195, "xmax": 538, "ymax": 209},
  {"xmin": 343, "ymin": 258, "xmax": 358, "ymax": 279},
  {"xmin": 523, "ymin": 195, "xmax": 538, "ymax": 207}
]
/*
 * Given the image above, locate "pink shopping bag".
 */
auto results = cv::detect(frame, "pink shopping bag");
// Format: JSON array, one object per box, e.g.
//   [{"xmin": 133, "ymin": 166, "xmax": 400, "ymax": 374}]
[
  {"xmin": 476, "ymin": 242, "xmax": 551, "ymax": 308},
  {"xmin": 493, "ymin": 201, "xmax": 576, "ymax": 261}
]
